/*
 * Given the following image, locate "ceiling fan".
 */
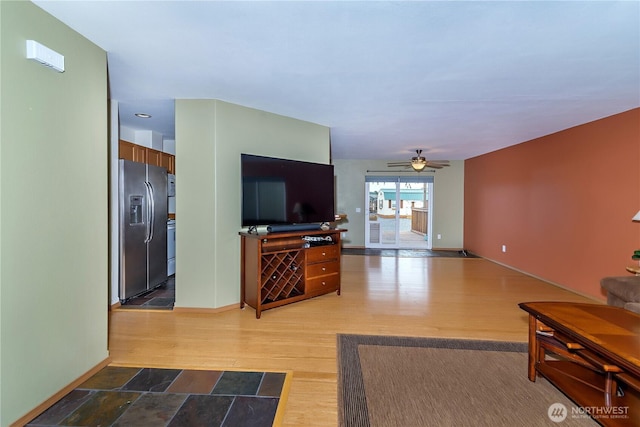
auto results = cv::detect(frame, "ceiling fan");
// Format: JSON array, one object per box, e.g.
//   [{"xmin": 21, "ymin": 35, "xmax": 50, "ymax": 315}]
[{"xmin": 387, "ymin": 150, "xmax": 450, "ymax": 172}]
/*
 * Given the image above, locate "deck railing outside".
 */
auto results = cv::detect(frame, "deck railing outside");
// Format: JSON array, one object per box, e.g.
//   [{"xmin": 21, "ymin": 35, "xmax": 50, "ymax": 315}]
[{"xmin": 411, "ymin": 208, "xmax": 428, "ymax": 235}]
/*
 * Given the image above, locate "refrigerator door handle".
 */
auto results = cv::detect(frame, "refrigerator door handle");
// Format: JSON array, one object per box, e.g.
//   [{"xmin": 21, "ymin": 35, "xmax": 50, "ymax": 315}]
[
  {"xmin": 143, "ymin": 181, "xmax": 153, "ymax": 243},
  {"xmin": 147, "ymin": 181, "xmax": 155, "ymax": 242}
]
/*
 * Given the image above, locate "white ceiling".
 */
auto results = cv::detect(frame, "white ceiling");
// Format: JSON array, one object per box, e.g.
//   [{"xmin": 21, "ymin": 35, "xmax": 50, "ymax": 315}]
[{"xmin": 33, "ymin": 1, "xmax": 639, "ymax": 161}]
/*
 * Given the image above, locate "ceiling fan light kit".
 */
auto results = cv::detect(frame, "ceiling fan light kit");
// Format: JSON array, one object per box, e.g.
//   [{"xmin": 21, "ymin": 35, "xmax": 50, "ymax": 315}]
[
  {"xmin": 411, "ymin": 157, "xmax": 427, "ymax": 172},
  {"xmin": 386, "ymin": 149, "xmax": 450, "ymax": 172}
]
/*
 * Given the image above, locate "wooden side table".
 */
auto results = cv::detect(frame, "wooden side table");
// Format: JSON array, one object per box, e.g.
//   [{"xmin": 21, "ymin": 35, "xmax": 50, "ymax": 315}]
[{"xmin": 519, "ymin": 301, "xmax": 640, "ymax": 426}]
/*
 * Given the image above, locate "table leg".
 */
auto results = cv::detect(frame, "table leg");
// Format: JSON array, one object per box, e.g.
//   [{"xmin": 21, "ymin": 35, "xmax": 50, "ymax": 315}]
[{"xmin": 528, "ymin": 314, "xmax": 539, "ymax": 382}]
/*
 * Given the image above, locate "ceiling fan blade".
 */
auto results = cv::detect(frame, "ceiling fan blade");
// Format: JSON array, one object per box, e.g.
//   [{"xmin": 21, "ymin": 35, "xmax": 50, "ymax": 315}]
[{"xmin": 426, "ymin": 162, "xmax": 450, "ymax": 167}]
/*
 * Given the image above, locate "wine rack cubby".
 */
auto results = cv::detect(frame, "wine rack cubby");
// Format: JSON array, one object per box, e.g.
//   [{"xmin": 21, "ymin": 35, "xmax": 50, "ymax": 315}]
[{"xmin": 260, "ymin": 250, "xmax": 304, "ymax": 304}]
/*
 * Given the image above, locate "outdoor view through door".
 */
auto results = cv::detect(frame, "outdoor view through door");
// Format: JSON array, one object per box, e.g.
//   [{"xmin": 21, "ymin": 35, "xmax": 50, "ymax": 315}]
[{"xmin": 365, "ymin": 176, "xmax": 434, "ymax": 249}]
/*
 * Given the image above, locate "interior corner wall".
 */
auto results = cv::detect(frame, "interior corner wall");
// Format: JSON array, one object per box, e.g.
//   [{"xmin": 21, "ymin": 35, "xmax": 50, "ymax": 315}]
[
  {"xmin": 0, "ymin": 2, "xmax": 108, "ymax": 426},
  {"xmin": 464, "ymin": 108, "xmax": 640, "ymax": 301},
  {"xmin": 174, "ymin": 99, "xmax": 330, "ymax": 309},
  {"xmin": 332, "ymin": 159, "xmax": 465, "ymax": 249}
]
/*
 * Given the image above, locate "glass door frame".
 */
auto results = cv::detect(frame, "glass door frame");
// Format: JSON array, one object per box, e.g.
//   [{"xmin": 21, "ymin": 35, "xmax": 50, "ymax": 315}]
[{"xmin": 364, "ymin": 180, "xmax": 400, "ymax": 247}]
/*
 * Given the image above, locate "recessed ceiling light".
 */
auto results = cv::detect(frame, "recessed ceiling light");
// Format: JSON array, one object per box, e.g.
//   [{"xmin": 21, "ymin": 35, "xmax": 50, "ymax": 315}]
[{"xmin": 134, "ymin": 113, "xmax": 152, "ymax": 118}]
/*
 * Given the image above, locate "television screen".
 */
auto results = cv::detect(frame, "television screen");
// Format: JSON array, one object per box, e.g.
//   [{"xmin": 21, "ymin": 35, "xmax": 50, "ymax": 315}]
[{"xmin": 241, "ymin": 154, "xmax": 335, "ymax": 227}]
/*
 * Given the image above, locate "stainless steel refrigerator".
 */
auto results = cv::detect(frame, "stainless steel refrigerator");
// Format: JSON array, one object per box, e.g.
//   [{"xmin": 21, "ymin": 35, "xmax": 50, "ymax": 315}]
[{"xmin": 119, "ymin": 159, "xmax": 168, "ymax": 301}]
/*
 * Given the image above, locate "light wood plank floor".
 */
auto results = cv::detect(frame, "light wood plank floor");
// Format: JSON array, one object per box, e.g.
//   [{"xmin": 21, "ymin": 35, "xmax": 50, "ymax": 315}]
[{"xmin": 108, "ymin": 255, "xmax": 599, "ymax": 426}]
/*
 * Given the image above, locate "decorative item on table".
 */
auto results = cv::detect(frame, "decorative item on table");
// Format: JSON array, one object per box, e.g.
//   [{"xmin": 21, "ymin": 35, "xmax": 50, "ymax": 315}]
[
  {"xmin": 629, "ymin": 250, "xmax": 640, "ymax": 274},
  {"xmin": 629, "ymin": 211, "xmax": 640, "ymax": 274}
]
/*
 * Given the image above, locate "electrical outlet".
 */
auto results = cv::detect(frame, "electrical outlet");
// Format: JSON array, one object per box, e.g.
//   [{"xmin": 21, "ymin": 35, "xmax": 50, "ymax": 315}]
[
  {"xmin": 437, "ymin": 234, "xmax": 442, "ymax": 240},
  {"xmin": 502, "ymin": 245, "xmax": 507, "ymax": 253}
]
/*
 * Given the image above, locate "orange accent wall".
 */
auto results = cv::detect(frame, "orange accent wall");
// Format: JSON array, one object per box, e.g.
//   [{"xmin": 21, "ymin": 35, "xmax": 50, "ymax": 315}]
[{"xmin": 464, "ymin": 108, "xmax": 640, "ymax": 301}]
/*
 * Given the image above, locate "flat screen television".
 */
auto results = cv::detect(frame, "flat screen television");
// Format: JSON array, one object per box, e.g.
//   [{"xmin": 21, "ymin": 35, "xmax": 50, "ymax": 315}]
[{"xmin": 241, "ymin": 153, "xmax": 335, "ymax": 228}]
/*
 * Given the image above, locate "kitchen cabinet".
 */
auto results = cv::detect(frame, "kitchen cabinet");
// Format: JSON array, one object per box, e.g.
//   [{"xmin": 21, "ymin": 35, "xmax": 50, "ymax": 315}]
[
  {"xmin": 146, "ymin": 148, "xmax": 163, "ymax": 168},
  {"xmin": 119, "ymin": 140, "xmax": 146, "ymax": 163},
  {"xmin": 161, "ymin": 152, "xmax": 175, "ymax": 174},
  {"xmin": 119, "ymin": 140, "xmax": 175, "ymax": 174}
]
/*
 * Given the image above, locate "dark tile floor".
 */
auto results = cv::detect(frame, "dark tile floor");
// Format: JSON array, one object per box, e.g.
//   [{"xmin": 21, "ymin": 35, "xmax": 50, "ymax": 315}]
[
  {"xmin": 120, "ymin": 276, "xmax": 176, "ymax": 310},
  {"xmin": 27, "ymin": 366, "xmax": 287, "ymax": 427}
]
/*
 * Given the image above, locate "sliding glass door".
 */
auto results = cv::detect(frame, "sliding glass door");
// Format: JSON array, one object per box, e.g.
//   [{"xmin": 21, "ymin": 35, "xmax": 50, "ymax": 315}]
[
  {"xmin": 364, "ymin": 176, "xmax": 433, "ymax": 249},
  {"xmin": 365, "ymin": 179, "xmax": 399, "ymax": 246}
]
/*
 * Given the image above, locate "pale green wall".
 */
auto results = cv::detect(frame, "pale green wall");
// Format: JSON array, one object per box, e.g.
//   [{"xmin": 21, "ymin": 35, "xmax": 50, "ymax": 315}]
[
  {"xmin": 0, "ymin": 2, "xmax": 108, "ymax": 425},
  {"xmin": 431, "ymin": 160, "xmax": 465, "ymax": 249},
  {"xmin": 175, "ymin": 100, "xmax": 330, "ymax": 308},
  {"xmin": 0, "ymin": 1, "xmax": 4, "ymax": 419},
  {"xmin": 333, "ymin": 159, "xmax": 464, "ymax": 249}
]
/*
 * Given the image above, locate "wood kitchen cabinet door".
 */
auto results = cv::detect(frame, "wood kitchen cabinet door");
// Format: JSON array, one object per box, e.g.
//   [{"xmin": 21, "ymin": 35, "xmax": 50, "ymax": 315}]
[
  {"xmin": 146, "ymin": 148, "xmax": 163, "ymax": 168},
  {"xmin": 161, "ymin": 152, "xmax": 175, "ymax": 174},
  {"xmin": 119, "ymin": 140, "xmax": 146, "ymax": 163}
]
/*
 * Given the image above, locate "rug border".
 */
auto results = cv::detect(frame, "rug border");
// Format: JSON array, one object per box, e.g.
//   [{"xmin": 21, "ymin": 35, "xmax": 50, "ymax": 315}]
[{"xmin": 336, "ymin": 334, "xmax": 528, "ymax": 427}]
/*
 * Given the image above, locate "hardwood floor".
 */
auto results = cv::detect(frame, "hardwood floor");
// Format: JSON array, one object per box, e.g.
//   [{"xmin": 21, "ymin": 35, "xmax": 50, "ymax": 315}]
[{"xmin": 108, "ymin": 255, "xmax": 598, "ymax": 426}]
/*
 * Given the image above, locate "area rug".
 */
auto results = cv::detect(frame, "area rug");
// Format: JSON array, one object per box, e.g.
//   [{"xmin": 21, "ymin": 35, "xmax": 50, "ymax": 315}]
[
  {"xmin": 337, "ymin": 335, "xmax": 598, "ymax": 427},
  {"xmin": 27, "ymin": 366, "xmax": 291, "ymax": 427}
]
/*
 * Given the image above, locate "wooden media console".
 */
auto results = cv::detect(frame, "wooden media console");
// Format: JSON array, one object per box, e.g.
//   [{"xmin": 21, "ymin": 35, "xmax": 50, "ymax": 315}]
[{"xmin": 240, "ymin": 228, "xmax": 345, "ymax": 318}]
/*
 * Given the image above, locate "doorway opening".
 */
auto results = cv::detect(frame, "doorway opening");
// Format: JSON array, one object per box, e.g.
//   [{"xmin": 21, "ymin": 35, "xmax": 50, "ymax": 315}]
[{"xmin": 364, "ymin": 176, "xmax": 433, "ymax": 249}]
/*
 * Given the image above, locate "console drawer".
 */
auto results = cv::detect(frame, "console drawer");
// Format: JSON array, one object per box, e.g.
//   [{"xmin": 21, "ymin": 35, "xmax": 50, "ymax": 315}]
[
  {"xmin": 306, "ymin": 245, "xmax": 339, "ymax": 263},
  {"xmin": 306, "ymin": 260, "xmax": 340, "ymax": 278},
  {"xmin": 306, "ymin": 274, "xmax": 339, "ymax": 294}
]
